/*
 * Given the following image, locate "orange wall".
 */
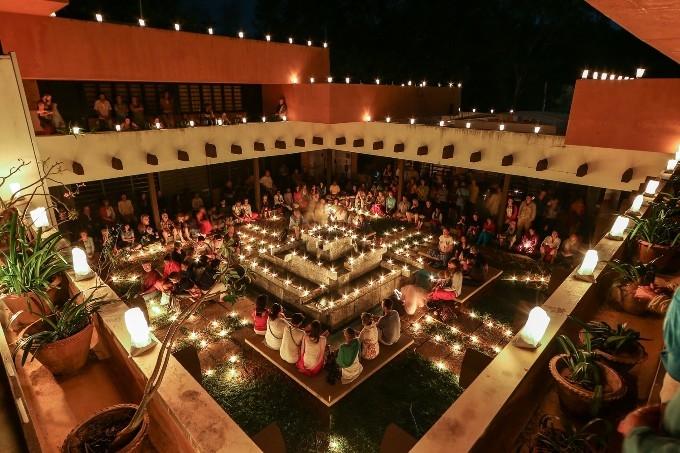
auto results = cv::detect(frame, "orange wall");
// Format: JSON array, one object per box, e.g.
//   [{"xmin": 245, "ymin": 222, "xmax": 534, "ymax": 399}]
[
  {"xmin": 262, "ymin": 84, "xmax": 460, "ymax": 123},
  {"xmin": 565, "ymin": 79, "xmax": 680, "ymax": 153},
  {"xmin": 0, "ymin": 12, "xmax": 329, "ymax": 84}
]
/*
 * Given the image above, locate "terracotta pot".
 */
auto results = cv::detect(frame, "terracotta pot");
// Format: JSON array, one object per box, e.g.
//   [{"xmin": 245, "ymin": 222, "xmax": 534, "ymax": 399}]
[
  {"xmin": 61, "ymin": 404, "xmax": 148, "ymax": 453},
  {"xmin": 549, "ymin": 355, "xmax": 626, "ymax": 417},
  {"xmin": 608, "ymin": 283, "xmax": 646, "ymax": 315},
  {"xmin": 2, "ymin": 293, "xmax": 52, "ymax": 326},
  {"xmin": 637, "ymin": 240, "xmax": 674, "ymax": 269},
  {"xmin": 19, "ymin": 322, "xmax": 93, "ymax": 375}
]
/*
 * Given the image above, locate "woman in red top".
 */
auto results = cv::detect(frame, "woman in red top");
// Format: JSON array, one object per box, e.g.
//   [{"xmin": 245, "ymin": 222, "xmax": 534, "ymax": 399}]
[
  {"xmin": 252, "ymin": 295, "xmax": 270, "ymax": 335},
  {"xmin": 162, "ymin": 254, "xmax": 181, "ymax": 278}
]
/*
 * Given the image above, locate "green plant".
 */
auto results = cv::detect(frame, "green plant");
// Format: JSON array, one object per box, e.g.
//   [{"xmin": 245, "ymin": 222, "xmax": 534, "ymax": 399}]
[
  {"xmin": 570, "ymin": 317, "xmax": 645, "ymax": 354},
  {"xmin": 13, "ymin": 290, "xmax": 108, "ymax": 365},
  {"xmin": 534, "ymin": 414, "xmax": 610, "ymax": 452},
  {"xmin": 556, "ymin": 334, "xmax": 603, "ymax": 413},
  {"xmin": 624, "ymin": 195, "xmax": 680, "ymax": 247},
  {"xmin": 0, "ymin": 211, "xmax": 70, "ymax": 302},
  {"xmin": 606, "ymin": 259, "xmax": 642, "ymax": 285}
]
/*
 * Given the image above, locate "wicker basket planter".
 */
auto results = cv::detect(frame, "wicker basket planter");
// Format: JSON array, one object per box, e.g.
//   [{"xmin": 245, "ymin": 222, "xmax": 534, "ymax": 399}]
[{"xmin": 549, "ymin": 355, "xmax": 626, "ymax": 416}]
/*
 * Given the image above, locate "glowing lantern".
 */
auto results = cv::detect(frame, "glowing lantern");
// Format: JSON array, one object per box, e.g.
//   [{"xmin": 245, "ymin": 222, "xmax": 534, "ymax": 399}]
[
  {"xmin": 125, "ymin": 307, "xmax": 154, "ymax": 354},
  {"xmin": 514, "ymin": 306, "xmax": 550, "ymax": 349},
  {"xmin": 629, "ymin": 195, "xmax": 644, "ymax": 214},
  {"xmin": 30, "ymin": 207, "xmax": 49, "ymax": 228},
  {"xmin": 575, "ymin": 250, "xmax": 598, "ymax": 281},
  {"xmin": 72, "ymin": 247, "xmax": 93, "ymax": 280},
  {"xmin": 607, "ymin": 216, "xmax": 629, "ymax": 240},
  {"xmin": 644, "ymin": 179, "xmax": 659, "ymax": 196},
  {"xmin": 667, "ymin": 159, "xmax": 678, "ymax": 172}
]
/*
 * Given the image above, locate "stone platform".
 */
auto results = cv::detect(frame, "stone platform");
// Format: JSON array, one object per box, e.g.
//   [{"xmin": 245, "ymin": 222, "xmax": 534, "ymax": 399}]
[{"xmin": 246, "ymin": 334, "xmax": 415, "ymax": 407}]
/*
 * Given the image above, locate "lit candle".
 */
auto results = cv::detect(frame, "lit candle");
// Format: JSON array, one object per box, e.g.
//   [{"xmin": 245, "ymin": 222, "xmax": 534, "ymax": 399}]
[{"xmin": 667, "ymin": 159, "xmax": 678, "ymax": 172}]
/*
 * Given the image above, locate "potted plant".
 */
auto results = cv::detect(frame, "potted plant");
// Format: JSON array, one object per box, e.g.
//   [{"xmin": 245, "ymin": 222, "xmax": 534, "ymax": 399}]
[
  {"xmin": 571, "ymin": 317, "xmax": 648, "ymax": 372},
  {"xmin": 61, "ymin": 253, "xmax": 250, "ymax": 452},
  {"xmin": 625, "ymin": 195, "xmax": 680, "ymax": 268},
  {"xmin": 549, "ymin": 334, "xmax": 626, "ymax": 416},
  {"xmin": 13, "ymin": 290, "xmax": 107, "ymax": 375},
  {"xmin": 605, "ymin": 259, "xmax": 654, "ymax": 315},
  {"xmin": 532, "ymin": 414, "xmax": 610, "ymax": 452},
  {"xmin": 0, "ymin": 211, "xmax": 70, "ymax": 325}
]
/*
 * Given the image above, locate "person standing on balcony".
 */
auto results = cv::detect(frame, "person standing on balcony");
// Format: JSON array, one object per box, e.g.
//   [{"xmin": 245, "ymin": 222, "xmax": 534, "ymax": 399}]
[
  {"xmin": 94, "ymin": 93, "xmax": 113, "ymax": 130},
  {"xmin": 114, "ymin": 95, "xmax": 129, "ymax": 124},
  {"xmin": 117, "ymin": 193, "xmax": 135, "ymax": 224},
  {"xmin": 275, "ymin": 97, "xmax": 288, "ymax": 120},
  {"xmin": 160, "ymin": 91, "xmax": 175, "ymax": 128},
  {"xmin": 99, "ymin": 199, "xmax": 116, "ymax": 226},
  {"xmin": 129, "ymin": 96, "xmax": 145, "ymax": 127},
  {"xmin": 259, "ymin": 170, "xmax": 275, "ymax": 194},
  {"xmin": 36, "ymin": 101, "xmax": 55, "ymax": 134},
  {"xmin": 517, "ymin": 195, "xmax": 536, "ymax": 234}
]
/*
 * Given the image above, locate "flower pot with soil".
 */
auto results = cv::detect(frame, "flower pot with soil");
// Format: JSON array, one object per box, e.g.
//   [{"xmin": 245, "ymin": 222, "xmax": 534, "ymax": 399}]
[
  {"xmin": 532, "ymin": 414, "xmax": 610, "ymax": 453},
  {"xmin": 625, "ymin": 196, "xmax": 680, "ymax": 270},
  {"xmin": 549, "ymin": 335, "xmax": 626, "ymax": 417},
  {"xmin": 61, "ymin": 404, "xmax": 149, "ymax": 453},
  {"xmin": 605, "ymin": 260, "xmax": 655, "ymax": 315},
  {"xmin": 0, "ymin": 212, "xmax": 69, "ymax": 326},
  {"xmin": 14, "ymin": 291, "xmax": 107, "ymax": 376}
]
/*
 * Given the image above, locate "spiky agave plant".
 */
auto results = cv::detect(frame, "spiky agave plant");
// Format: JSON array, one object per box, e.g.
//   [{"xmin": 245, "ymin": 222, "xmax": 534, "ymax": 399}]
[{"xmin": 556, "ymin": 334, "xmax": 603, "ymax": 415}]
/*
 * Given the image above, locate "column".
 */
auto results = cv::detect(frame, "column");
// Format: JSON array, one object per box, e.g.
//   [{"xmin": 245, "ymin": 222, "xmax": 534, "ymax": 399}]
[
  {"xmin": 325, "ymin": 150, "xmax": 333, "ymax": 184},
  {"xmin": 253, "ymin": 158, "xmax": 261, "ymax": 212},
  {"xmin": 497, "ymin": 173, "xmax": 511, "ymax": 229},
  {"xmin": 147, "ymin": 172, "xmax": 161, "ymax": 231},
  {"xmin": 397, "ymin": 159, "xmax": 405, "ymax": 202}
]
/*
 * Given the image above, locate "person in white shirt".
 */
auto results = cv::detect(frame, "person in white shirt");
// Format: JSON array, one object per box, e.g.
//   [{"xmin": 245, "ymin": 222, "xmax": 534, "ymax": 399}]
[
  {"xmin": 280, "ymin": 313, "xmax": 306, "ymax": 364},
  {"xmin": 259, "ymin": 170, "xmax": 274, "ymax": 193},
  {"xmin": 265, "ymin": 303, "xmax": 287, "ymax": 350},
  {"xmin": 117, "ymin": 193, "xmax": 135, "ymax": 223},
  {"xmin": 540, "ymin": 230, "xmax": 562, "ymax": 263},
  {"xmin": 94, "ymin": 93, "xmax": 112, "ymax": 129},
  {"xmin": 438, "ymin": 227, "xmax": 455, "ymax": 265}
]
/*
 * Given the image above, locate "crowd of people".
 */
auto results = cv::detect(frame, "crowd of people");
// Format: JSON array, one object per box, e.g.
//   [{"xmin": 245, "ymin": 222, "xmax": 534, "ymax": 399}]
[
  {"xmin": 254, "ymin": 297, "xmax": 401, "ymax": 384},
  {"xmin": 36, "ymin": 90, "xmax": 288, "ymax": 134}
]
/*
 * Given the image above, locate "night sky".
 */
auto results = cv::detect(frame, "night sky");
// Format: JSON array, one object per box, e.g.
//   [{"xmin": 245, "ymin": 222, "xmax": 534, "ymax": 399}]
[{"xmin": 58, "ymin": 0, "xmax": 679, "ymax": 112}]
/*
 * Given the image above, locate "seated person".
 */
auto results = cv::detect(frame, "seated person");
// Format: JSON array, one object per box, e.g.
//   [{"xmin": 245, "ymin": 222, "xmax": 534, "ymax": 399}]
[
  {"xmin": 540, "ymin": 230, "xmax": 562, "ymax": 263},
  {"xmin": 515, "ymin": 227, "xmax": 539, "ymax": 256},
  {"xmin": 242, "ymin": 199, "xmax": 259, "ymax": 222},
  {"xmin": 196, "ymin": 258, "xmax": 220, "ymax": 291},
  {"xmin": 498, "ymin": 220, "xmax": 518, "ymax": 250},
  {"xmin": 264, "ymin": 303, "xmax": 287, "ymax": 350},
  {"xmin": 162, "ymin": 253, "xmax": 181, "ymax": 278},
  {"xmin": 336, "ymin": 327, "xmax": 363, "ymax": 384},
  {"xmin": 376, "ymin": 298, "xmax": 401, "ymax": 345},
  {"xmin": 139, "ymin": 226, "xmax": 159, "ymax": 247},
  {"xmin": 476, "ymin": 218, "xmax": 496, "ymax": 246},
  {"xmin": 289, "ymin": 209, "xmax": 304, "ymax": 240},
  {"xmin": 159, "ymin": 212, "xmax": 175, "ymax": 244},
  {"xmin": 252, "ymin": 295, "xmax": 270, "ymax": 335},
  {"xmin": 78, "ymin": 230, "xmax": 96, "ymax": 260},
  {"xmin": 466, "ymin": 213, "xmax": 482, "ymax": 240},
  {"xmin": 560, "ymin": 233, "xmax": 581, "ymax": 263},
  {"xmin": 225, "ymin": 225, "xmax": 241, "ymax": 255},
  {"xmin": 261, "ymin": 194, "xmax": 272, "ymax": 219},
  {"xmin": 194, "ymin": 235, "xmax": 211, "ymax": 256},
  {"xmin": 429, "ymin": 259, "xmax": 463, "ymax": 301},
  {"xmin": 463, "ymin": 246, "xmax": 487, "ymax": 284},
  {"xmin": 119, "ymin": 223, "xmax": 135, "ymax": 248},
  {"xmin": 619, "ymin": 388, "xmax": 680, "ymax": 452},
  {"xmin": 232, "ymin": 201, "xmax": 245, "ymax": 223},
  {"xmin": 297, "ymin": 320, "xmax": 328, "ymax": 376},
  {"xmin": 359, "ymin": 312, "xmax": 379, "ymax": 360},
  {"xmin": 140, "ymin": 262, "xmax": 162, "ymax": 299},
  {"xmin": 280, "ymin": 313, "xmax": 305, "ymax": 364}
]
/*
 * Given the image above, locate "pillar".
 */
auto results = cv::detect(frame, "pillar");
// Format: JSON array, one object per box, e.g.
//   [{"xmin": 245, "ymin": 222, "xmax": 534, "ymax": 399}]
[
  {"xmin": 397, "ymin": 159, "xmax": 405, "ymax": 202},
  {"xmin": 253, "ymin": 158, "xmax": 261, "ymax": 212},
  {"xmin": 147, "ymin": 172, "xmax": 161, "ymax": 231},
  {"xmin": 497, "ymin": 173, "xmax": 511, "ymax": 229},
  {"xmin": 325, "ymin": 150, "xmax": 333, "ymax": 184}
]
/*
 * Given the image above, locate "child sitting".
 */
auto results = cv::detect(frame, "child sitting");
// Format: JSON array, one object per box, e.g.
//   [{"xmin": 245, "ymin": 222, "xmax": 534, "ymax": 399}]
[{"xmin": 359, "ymin": 313, "xmax": 379, "ymax": 360}]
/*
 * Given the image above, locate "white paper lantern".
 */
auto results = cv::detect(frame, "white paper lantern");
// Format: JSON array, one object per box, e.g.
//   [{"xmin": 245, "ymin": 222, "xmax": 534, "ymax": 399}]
[
  {"xmin": 576, "ymin": 250, "xmax": 598, "ymax": 278},
  {"xmin": 125, "ymin": 308, "xmax": 152, "ymax": 350},
  {"xmin": 515, "ymin": 306, "xmax": 550, "ymax": 349},
  {"xmin": 608, "ymin": 216, "xmax": 629, "ymax": 239},
  {"xmin": 629, "ymin": 195, "xmax": 644, "ymax": 213},
  {"xmin": 71, "ymin": 247, "xmax": 93, "ymax": 280},
  {"xmin": 644, "ymin": 179, "xmax": 659, "ymax": 196},
  {"xmin": 30, "ymin": 207, "xmax": 49, "ymax": 228}
]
